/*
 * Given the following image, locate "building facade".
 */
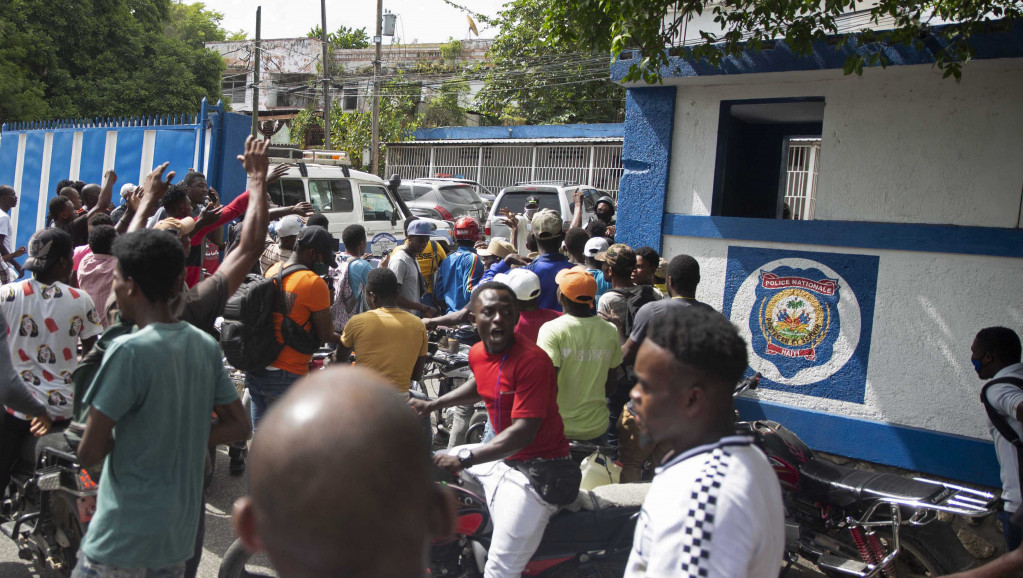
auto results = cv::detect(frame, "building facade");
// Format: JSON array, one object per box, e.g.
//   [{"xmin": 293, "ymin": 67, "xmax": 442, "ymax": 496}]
[{"xmin": 613, "ymin": 27, "xmax": 1023, "ymax": 486}]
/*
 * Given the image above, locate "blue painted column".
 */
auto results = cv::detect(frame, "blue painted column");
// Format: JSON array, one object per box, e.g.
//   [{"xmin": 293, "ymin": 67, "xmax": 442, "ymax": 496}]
[{"xmin": 615, "ymin": 86, "xmax": 676, "ymax": 253}]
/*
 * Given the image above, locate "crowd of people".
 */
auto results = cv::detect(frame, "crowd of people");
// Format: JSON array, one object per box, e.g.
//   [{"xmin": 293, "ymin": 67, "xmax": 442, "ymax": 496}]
[{"xmin": 0, "ymin": 135, "xmax": 1019, "ymax": 578}]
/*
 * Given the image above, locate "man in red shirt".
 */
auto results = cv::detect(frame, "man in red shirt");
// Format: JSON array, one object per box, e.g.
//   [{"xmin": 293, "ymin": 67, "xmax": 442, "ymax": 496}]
[{"xmin": 412, "ymin": 282, "xmax": 572, "ymax": 577}]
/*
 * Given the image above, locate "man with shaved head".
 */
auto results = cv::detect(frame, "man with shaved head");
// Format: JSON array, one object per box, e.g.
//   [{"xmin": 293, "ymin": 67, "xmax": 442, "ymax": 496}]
[{"xmin": 232, "ymin": 367, "xmax": 454, "ymax": 577}]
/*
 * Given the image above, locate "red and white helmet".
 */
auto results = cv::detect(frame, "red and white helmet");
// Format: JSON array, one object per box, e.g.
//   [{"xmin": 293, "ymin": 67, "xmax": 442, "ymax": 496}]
[{"xmin": 453, "ymin": 216, "xmax": 481, "ymax": 241}]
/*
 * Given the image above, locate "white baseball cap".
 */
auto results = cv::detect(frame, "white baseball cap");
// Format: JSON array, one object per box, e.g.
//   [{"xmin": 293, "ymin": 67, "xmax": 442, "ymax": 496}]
[
  {"xmin": 276, "ymin": 214, "xmax": 304, "ymax": 237},
  {"xmin": 493, "ymin": 268, "xmax": 541, "ymax": 301},
  {"xmin": 584, "ymin": 236, "xmax": 609, "ymax": 257}
]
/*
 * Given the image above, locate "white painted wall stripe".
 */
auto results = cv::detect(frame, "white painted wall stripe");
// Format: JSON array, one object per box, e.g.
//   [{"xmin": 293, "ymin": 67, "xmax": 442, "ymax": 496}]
[
  {"xmin": 103, "ymin": 131, "xmax": 117, "ymax": 175},
  {"xmin": 140, "ymin": 130, "xmax": 157, "ymax": 183},
  {"xmin": 69, "ymin": 132, "xmax": 83, "ymax": 182},
  {"xmin": 37, "ymin": 133, "xmax": 54, "ymax": 233},
  {"xmin": 11, "ymin": 135, "xmax": 27, "ymax": 245}
]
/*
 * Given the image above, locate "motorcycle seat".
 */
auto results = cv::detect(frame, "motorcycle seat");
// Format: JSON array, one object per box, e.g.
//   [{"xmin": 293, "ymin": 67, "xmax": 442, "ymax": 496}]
[
  {"xmin": 564, "ymin": 483, "xmax": 650, "ymax": 512},
  {"xmin": 799, "ymin": 459, "xmax": 944, "ymax": 509},
  {"xmin": 537, "ymin": 498, "xmax": 640, "ymax": 555}
]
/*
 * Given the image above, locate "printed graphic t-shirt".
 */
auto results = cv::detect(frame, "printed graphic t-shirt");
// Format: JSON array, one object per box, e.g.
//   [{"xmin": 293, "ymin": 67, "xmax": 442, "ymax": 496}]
[
  {"xmin": 469, "ymin": 337, "xmax": 569, "ymax": 461},
  {"xmin": 0, "ymin": 279, "xmax": 103, "ymax": 419},
  {"xmin": 265, "ymin": 263, "xmax": 330, "ymax": 375},
  {"xmin": 537, "ymin": 314, "xmax": 622, "ymax": 440}
]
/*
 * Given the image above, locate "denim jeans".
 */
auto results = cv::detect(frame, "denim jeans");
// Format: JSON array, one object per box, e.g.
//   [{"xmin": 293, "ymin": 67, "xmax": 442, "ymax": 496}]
[
  {"xmin": 998, "ymin": 510, "xmax": 1022, "ymax": 551},
  {"xmin": 244, "ymin": 368, "xmax": 303, "ymax": 429},
  {"xmin": 72, "ymin": 553, "xmax": 185, "ymax": 578}
]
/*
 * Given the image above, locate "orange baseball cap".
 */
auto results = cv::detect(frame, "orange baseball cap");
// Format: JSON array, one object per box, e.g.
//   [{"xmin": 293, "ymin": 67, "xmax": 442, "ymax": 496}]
[{"xmin": 555, "ymin": 266, "xmax": 598, "ymax": 304}]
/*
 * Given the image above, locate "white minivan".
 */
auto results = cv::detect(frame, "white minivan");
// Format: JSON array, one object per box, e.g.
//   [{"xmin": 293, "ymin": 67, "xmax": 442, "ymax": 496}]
[{"xmin": 266, "ymin": 162, "xmax": 412, "ymax": 256}]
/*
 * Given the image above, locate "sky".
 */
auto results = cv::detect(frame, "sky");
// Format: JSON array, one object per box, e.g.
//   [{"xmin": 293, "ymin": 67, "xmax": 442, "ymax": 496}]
[{"xmin": 204, "ymin": 0, "xmax": 507, "ymax": 43}]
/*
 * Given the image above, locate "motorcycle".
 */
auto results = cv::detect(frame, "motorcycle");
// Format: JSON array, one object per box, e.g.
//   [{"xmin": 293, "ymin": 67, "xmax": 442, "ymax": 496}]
[
  {"xmin": 0, "ymin": 441, "xmax": 97, "ymax": 577},
  {"xmin": 428, "ymin": 465, "xmax": 641, "ymax": 577},
  {"xmin": 734, "ymin": 375, "xmax": 999, "ymax": 577},
  {"xmin": 420, "ymin": 328, "xmax": 488, "ymax": 448}
]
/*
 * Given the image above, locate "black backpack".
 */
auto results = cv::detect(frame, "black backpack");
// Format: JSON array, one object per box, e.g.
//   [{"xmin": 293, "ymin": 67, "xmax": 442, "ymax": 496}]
[
  {"xmin": 609, "ymin": 285, "xmax": 660, "ymax": 338},
  {"xmin": 220, "ymin": 264, "xmax": 321, "ymax": 372}
]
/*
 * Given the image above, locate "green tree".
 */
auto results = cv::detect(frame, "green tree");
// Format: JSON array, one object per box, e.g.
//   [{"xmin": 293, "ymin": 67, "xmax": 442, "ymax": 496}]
[
  {"xmin": 307, "ymin": 25, "xmax": 371, "ymax": 49},
  {"xmin": 543, "ymin": 1, "xmax": 1023, "ymax": 84},
  {"xmin": 0, "ymin": 0, "xmax": 227, "ymax": 124},
  {"xmin": 471, "ymin": 0, "xmax": 625, "ymax": 125},
  {"xmin": 328, "ymin": 74, "xmax": 422, "ymax": 172},
  {"xmin": 166, "ymin": 1, "xmax": 243, "ymax": 46},
  {"xmin": 423, "ymin": 78, "xmax": 469, "ymax": 127}
]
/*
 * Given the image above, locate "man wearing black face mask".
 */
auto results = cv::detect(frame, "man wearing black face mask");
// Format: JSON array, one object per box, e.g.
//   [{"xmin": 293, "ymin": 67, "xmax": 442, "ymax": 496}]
[
  {"xmin": 571, "ymin": 191, "xmax": 616, "ymax": 239},
  {"xmin": 972, "ymin": 326, "xmax": 1023, "ymax": 550}
]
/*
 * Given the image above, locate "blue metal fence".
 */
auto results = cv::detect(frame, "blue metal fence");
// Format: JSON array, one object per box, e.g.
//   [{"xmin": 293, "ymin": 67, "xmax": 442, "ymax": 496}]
[{"xmin": 0, "ymin": 99, "xmax": 250, "ymax": 258}]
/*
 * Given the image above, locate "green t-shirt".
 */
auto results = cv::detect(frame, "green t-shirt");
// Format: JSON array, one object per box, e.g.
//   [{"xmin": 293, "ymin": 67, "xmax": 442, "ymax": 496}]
[
  {"xmin": 536, "ymin": 314, "xmax": 623, "ymax": 440},
  {"xmin": 81, "ymin": 322, "xmax": 239, "ymax": 568}
]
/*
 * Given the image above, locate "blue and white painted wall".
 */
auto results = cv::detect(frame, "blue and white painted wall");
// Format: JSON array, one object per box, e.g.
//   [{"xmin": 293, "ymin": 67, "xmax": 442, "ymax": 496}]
[
  {"xmin": 613, "ymin": 28, "xmax": 1023, "ymax": 486},
  {"xmin": 0, "ymin": 102, "xmax": 250, "ymax": 254}
]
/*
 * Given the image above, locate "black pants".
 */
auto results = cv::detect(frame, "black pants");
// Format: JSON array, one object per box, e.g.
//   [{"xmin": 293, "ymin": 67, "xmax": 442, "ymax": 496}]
[{"xmin": 0, "ymin": 412, "xmax": 70, "ymax": 493}]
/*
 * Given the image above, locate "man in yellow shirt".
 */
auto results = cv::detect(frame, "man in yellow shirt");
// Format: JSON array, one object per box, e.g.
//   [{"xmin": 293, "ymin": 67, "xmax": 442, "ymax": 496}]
[{"xmin": 338, "ymin": 268, "xmax": 428, "ymax": 394}]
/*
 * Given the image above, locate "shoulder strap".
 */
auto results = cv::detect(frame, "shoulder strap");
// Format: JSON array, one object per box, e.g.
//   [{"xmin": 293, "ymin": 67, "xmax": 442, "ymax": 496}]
[{"xmin": 981, "ymin": 377, "xmax": 1023, "ymax": 448}]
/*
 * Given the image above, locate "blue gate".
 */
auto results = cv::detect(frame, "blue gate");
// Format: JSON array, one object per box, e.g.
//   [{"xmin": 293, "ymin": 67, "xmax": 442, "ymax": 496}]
[{"xmin": 0, "ymin": 99, "xmax": 250, "ymax": 257}]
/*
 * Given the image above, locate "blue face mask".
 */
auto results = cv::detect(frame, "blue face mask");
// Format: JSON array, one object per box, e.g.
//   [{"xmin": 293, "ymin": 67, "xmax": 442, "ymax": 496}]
[{"xmin": 972, "ymin": 358, "xmax": 983, "ymax": 373}]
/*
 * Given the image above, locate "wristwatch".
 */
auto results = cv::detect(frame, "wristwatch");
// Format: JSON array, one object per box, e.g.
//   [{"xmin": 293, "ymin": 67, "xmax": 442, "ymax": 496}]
[{"xmin": 457, "ymin": 448, "xmax": 475, "ymax": 470}]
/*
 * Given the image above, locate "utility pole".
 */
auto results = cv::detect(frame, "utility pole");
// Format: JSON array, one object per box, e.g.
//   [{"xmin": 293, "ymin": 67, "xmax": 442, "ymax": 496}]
[
  {"xmin": 371, "ymin": 0, "xmax": 383, "ymax": 174},
  {"xmin": 321, "ymin": 0, "xmax": 331, "ymax": 149},
  {"xmin": 251, "ymin": 6, "xmax": 261, "ymax": 138}
]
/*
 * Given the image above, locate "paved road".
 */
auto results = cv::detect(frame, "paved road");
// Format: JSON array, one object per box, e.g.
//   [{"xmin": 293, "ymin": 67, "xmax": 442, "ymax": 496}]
[
  {"xmin": 0, "ymin": 446, "xmax": 259, "ymax": 578},
  {"xmin": 0, "ymin": 446, "xmax": 825, "ymax": 578}
]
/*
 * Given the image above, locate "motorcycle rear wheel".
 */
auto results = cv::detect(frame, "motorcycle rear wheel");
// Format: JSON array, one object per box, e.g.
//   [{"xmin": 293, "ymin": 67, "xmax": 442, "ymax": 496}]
[
  {"xmin": 823, "ymin": 521, "xmax": 974, "ymax": 577},
  {"xmin": 49, "ymin": 493, "xmax": 84, "ymax": 577},
  {"xmin": 219, "ymin": 538, "xmax": 276, "ymax": 578}
]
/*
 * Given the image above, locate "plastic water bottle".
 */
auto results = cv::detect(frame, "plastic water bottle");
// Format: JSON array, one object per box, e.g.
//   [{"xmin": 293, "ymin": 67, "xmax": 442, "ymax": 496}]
[{"xmin": 579, "ymin": 451, "xmax": 622, "ymax": 490}]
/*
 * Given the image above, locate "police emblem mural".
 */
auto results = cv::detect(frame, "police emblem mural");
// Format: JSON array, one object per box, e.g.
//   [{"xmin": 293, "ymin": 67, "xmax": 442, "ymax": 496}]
[{"xmin": 723, "ymin": 247, "xmax": 879, "ymax": 403}]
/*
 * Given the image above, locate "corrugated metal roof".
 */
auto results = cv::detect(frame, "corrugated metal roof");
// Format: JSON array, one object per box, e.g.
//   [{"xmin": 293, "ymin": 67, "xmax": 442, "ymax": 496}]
[{"xmin": 386, "ymin": 137, "xmax": 623, "ymax": 146}]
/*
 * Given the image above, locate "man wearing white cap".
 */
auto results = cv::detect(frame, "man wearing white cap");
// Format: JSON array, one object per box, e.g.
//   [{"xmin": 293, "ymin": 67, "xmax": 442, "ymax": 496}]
[
  {"xmin": 259, "ymin": 214, "xmax": 303, "ymax": 274},
  {"xmin": 493, "ymin": 268, "xmax": 560, "ymax": 344},
  {"xmin": 584, "ymin": 236, "xmax": 612, "ymax": 303}
]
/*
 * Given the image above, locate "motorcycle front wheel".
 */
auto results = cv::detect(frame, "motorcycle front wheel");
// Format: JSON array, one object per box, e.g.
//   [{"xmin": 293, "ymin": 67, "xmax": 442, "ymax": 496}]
[
  {"xmin": 824, "ymin": 521, "xmax": 974, "ymax": 577},
  {"xmin": 218, "ymin": 538, "xmax": 276, "ymax": 578}
]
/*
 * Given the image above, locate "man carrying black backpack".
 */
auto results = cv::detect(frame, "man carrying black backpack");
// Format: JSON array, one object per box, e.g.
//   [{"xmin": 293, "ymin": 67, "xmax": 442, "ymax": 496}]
[
  {"xmin": 242, "ymin": 226, "xmax": 342, "ymax": 429},
  {"xmin": 973, "ymin": 326, "xmax": 1023, "ymax": 551}
]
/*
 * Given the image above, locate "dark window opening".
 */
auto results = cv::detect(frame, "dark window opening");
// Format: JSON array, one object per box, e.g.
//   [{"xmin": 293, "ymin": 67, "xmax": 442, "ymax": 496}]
[{"xmin": 711, "ymin": 98, "xmax": 824, "ymax": 219}]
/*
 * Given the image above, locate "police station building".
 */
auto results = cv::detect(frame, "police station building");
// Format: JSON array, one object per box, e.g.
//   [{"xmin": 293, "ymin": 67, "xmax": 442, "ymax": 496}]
[{"xmin": 612, "ymin": 25, "xmax": 1023, "ymax": 487}]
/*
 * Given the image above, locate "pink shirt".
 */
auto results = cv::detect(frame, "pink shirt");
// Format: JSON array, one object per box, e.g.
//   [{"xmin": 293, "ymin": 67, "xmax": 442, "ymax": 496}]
[
  {"xmin": 76, "ymin": 254, "xmax": 118, "ymax": 326},
  {"xmin": 73, "ymin": 245, "xmax": 92, "ymax": 271},
  {"xmin": 515, "ymin": 308, "xmax": 561, "ymax": 343}
]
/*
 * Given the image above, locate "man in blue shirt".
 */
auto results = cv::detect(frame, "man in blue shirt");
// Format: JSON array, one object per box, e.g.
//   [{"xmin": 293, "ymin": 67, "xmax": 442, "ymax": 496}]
[
  {"xmin": 434, "ymin": 217, "xmax": 484, "ymax": 313},
  {"xmin": 485, "ymin": 209, "xmax": 573, "ymax": 312}
]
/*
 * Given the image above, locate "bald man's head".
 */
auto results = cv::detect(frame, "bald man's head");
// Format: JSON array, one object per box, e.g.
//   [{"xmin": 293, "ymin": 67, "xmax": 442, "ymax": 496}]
[{"xmin": 233, "ymin": 368, "xmax": 453, "ymax": 578}]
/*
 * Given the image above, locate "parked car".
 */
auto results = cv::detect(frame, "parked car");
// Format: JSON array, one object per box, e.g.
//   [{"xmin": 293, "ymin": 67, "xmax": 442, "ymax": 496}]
[
  {"xmin": 484, "ymin": 181, "xmax": 602, "ymax": 240},
  {"xmin": 266, "ymin": 162, "xmax": 410, "ymax": 256},
  {"xmin": 413, "ymin": 177, "xmax": 497, "ymax": 207},
  {"xmin": 397, "ymin": 180, "xmax": 489, "ymax": 222}
]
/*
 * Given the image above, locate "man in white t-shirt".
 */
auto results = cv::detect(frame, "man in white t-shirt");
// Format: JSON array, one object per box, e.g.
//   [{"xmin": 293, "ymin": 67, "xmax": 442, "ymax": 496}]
[
  {"xmin": 0, "ymin": 227, "xmax": 103, "ymax": 492},
  {"xmin": 972, "ymin": 326, "xmax": 1023, "ymax": 551},
  {"xmin": 626, "ymin": 306, "xmax": 784, "ymax": 578},
  {"xmin": 387, "ymin": 220, "xmax": 438, "ymax": 318},
  {"xmin": 0, "ymin": 186, "xmax": 26, "ymax": 284}
]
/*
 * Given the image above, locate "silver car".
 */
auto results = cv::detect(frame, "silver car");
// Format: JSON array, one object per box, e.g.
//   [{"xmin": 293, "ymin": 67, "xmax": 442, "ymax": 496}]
[{"xmin": 397, "ymin": 181, "xmax": 489, "ymax": 222}]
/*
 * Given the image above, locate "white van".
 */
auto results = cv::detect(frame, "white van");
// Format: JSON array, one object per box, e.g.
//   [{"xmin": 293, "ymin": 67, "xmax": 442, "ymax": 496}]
[{"xmin": 266, "ymin": 162, "xmax": 411, "ymax": 256}]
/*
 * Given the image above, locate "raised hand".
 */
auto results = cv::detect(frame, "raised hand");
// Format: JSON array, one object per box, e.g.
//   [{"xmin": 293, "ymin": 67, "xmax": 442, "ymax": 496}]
[
  {"xmin": 208, "ymin": 188, "xmax": 221, "ymax": 209},
  {"xmin": 291, "ymin": 201, "xmax": 314, "ymax": 217},
  {"xmin": 12, "ymin": 247, "xmax": 26, "ymax": 258},
  {"xmin": 267, "ymin": 163, "xmax": 291, "ymax": 184},
  {"xmin": 142, "ymin": 162, "xmax": 175, "ymax": 202},
  {"xmin": 237, "ymin": 135, "xmax": 270, "ymax": 178}
]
